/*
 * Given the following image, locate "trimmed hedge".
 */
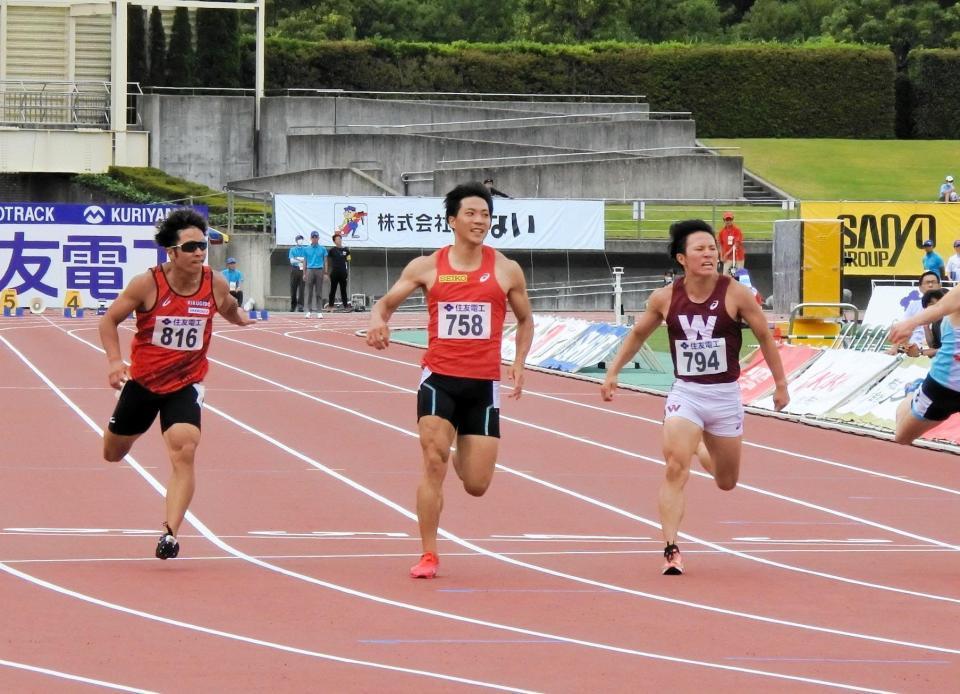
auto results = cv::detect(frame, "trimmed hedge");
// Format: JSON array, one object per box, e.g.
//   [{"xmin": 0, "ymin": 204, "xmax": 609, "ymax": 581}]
[
  {"xmin": 910, "ymin": 49, "xmax": 960, "ymax": 140},
  {"xmin": 258, "ymin": 40, "xmax": 896, "ymax": 138}
]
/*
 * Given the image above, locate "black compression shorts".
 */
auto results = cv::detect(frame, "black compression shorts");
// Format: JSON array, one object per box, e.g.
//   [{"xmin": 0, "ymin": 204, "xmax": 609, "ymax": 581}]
[
  {"xmin": 417, "ymin": 371, "xmax": 500, "ymax": 438},
  {"xmin": 108, "ymin": 379, "xmax": 205, "ymax": 436}
]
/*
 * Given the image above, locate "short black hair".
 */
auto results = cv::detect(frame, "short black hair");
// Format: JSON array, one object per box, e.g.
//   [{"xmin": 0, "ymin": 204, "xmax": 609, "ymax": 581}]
[
  {"xmin": 444, "ymin": 182, "xmax": 493, "ymax": 220},
  {"xmin": 922, "ymin": 288, "xmax": 947, "ymax": 308},
  {"xmin": 668, "ymin": 219, "xmax": 715, "ymax": 262},
  {"xmin": 919, "ymin": 270, "xmax": 941, "ymax": 285},
  {"xmin": 155, "ymin": 208, "xmax": 206, "ymax": 247}
]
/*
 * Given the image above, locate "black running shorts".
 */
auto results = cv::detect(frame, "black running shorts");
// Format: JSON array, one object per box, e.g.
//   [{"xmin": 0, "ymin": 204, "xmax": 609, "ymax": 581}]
[
  {"xmin": 108, "ymin": 379, "xmax": 205, "ymax": 436},
  {"xmin": 417, "ymin": 370, "xmax": 500, "ymax": 438},
  {"xmin": 910, "ymin": 375, "xmax": 960, "ymax": 422}
]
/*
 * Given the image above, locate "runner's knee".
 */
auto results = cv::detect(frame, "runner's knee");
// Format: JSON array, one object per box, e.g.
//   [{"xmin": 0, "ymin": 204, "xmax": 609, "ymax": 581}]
[
  {"xmin": 714, "ymin": 472, "xmax": 738, "ymax": 491},
  {"xmin": 103, "ymin": 442, "xmax": 128, "ymax": 462},
  {"xmin": 663, "ymin": 456, "xmax": 690, "ymax": 486},
  {"xmin": 463, "ymin": 477, "xmax": 491, "ymax": 497}
]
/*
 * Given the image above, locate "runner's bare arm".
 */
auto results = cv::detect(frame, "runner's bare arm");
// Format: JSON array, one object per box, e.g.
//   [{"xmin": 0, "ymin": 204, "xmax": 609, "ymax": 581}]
[
  {"xmin": 600, "ymin": 287, "xmax": 669, "ymax": 401},
  {"xmin": 367, "ymin": 255, "xmax": 434, "ymax": 349},
  {"xmin": 98, "ymin": 271, "xmax": 151, "ymax": 389},
  {"xmin": 504, "ymin": 259, "xmax": 533, "ymax": 399},
  {"xmin": 213, "ymin": 272, "xmax": 255, "ymax": 326},
  {"xmin": 735, "ymin": 282, "xmax": 789, "ymax": 411}
]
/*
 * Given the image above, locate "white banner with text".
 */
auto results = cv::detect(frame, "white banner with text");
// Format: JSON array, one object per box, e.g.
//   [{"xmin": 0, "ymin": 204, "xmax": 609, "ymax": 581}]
[{"xmin": 274, "ymin": 195, "xmax": 605, "ymax": 250}]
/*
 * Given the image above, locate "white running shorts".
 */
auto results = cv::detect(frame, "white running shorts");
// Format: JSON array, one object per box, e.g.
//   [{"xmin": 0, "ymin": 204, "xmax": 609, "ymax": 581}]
[{"xmin": 664, "ymin": 379, "xmax": 744, "ymax": 437}]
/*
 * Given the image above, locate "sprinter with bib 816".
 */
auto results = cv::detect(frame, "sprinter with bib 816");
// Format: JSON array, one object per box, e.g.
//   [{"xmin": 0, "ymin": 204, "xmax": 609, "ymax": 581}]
[
  {"xmin": 99, "ymin": 208, "xmax": 255, "ymax": 560},
  {"xmin": 601, "ymin": 219, "xmax": 789, "ymax": 575},
  {"xmin": 367, "ymin": 182, "xmax": 534, "ymax": 579}
]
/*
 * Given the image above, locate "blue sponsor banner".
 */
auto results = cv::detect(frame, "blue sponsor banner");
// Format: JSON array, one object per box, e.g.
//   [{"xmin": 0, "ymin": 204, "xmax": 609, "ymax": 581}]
[
  {"xmin": 0, "ymin": 203, "xmax": 207, "ymax": 226},
  {"xmin": 538, "ymin": 323, "xmax": 631, "ymax": 373},
  {"xmin": 0, "ymin": 203, "xmax": 209, "ymax": 307}
]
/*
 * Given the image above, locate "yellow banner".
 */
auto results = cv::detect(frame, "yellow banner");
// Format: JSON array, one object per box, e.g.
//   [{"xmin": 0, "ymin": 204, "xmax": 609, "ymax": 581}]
[{"xmin": 800, "ymin": 202, "xmax": 960, "ymax": 277}]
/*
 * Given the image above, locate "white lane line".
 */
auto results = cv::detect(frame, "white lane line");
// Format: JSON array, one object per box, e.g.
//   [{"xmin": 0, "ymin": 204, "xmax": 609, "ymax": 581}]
[
  {"xmin": 3, "ymin": 546, "xmax": 955, "ymax": 567},
  {"xmin": 59, "ymin": 328, "xmax": 960, "ymax": 654},
  {"xmin": 284, "ymin": 333, "xmax": 960, "ymax": 497},
  {"xmin": 1, "ymin": 336, "xmax": 891, "ymax": 692},
  {"xmin": 0, "ymin": 561, "xmax": 539, "ymax": 694},
  {"xmin": 0, "ymin": 339, "xmax": 541, "ymax": 694},
  {"xmin": 212, "ymin": 332, "xmax": 960, "ymax": 606},
  {"xmin": 0, "ymin": 658, "xmax": 156, "ymax": 693}
]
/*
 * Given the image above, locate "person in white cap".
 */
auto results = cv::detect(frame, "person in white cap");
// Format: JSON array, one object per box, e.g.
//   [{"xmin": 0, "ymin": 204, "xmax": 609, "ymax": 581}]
[{"xmin": 939, "ymin": 175, "xmax": 957, "ymax": 202}]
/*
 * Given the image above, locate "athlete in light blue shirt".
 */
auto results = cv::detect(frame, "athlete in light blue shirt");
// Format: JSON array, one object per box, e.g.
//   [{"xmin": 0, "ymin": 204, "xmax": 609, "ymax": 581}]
[
  {"xmin": 921, "ymin": 241, "xmax": 944, "ymax": 277},
  {"xmin": 221, "ymin": 258, "xmax": 244, "ymax": 305},
  {"xmin": 890, "ymin": 284, "xmax": 960, "ymax": 445},
  {"xmin": 303, "ymin": 231, "xmax": 329, "ymax": 317},
  {"xmin": 289, "ymin": 235, "xmax": 307, "ymax": 311}
]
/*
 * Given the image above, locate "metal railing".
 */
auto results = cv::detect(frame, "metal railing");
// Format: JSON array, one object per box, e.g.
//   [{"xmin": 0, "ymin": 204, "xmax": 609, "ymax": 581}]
[
  {"xmin": 268, "ymin": 88, "xmax": 649, "ymax": 103},
  {"xmin": 0, "ymin": 80, "xmax": 111, "ymax": 128}
]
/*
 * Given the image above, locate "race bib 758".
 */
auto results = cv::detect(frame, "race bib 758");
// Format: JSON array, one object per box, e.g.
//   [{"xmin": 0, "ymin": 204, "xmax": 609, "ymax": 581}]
[{"xmin": 437, "ymin": 302, "xmax": 491, "ymax": 339}]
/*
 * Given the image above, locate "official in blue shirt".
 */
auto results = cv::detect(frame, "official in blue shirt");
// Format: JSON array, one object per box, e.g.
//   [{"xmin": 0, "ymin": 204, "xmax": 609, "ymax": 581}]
[
  {"xmin": 288, "ymin": 234, "xmax": 307, "ymax": 311},
  {"xmin": 303, "ymin": 230, "xmax": 329, "ymax": 318},
  {"xmin": 222, "ymin": 257, "xmax": 244, "ymax": 306},
  {"xmin": 922, "ymin": 240, "xmax": 945, "ymax": 278}
]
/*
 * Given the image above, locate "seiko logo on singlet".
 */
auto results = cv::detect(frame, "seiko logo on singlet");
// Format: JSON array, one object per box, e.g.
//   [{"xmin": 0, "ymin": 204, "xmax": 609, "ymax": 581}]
[
  {"xmin": 439, "ymin": 274, "xmax": 468, "ymax": 283},
  {"xmin": 678, "ymin": 315, "xmax": 717, "ymax": 340}
]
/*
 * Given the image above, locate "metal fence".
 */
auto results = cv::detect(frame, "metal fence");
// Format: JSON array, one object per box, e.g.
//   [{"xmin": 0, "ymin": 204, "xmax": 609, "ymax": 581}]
[{"xmin": 0, "ymin": 80, "xmax": 112, "ymax": 128}]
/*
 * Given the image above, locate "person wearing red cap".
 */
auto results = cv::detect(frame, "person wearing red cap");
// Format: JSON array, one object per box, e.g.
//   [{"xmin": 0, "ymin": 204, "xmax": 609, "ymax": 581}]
[{"xmin": 719, "ymin": 212, "xmax": 744, "ymax": 276}]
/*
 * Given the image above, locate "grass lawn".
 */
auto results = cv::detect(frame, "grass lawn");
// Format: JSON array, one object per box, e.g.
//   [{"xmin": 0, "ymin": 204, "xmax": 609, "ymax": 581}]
[
  {"xmin": 605, "ymin": 202, "xmax": 788, "ymax": 240},
  {"xmin": 703, "ymin": 139, "xmax": 960, "ymax": 201}
]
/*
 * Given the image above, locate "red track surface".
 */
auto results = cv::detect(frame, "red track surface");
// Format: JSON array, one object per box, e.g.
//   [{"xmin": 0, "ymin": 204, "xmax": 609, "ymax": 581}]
[{"xmin": 1, "ymin": 312, "xmax": 958, "ymax": 692}]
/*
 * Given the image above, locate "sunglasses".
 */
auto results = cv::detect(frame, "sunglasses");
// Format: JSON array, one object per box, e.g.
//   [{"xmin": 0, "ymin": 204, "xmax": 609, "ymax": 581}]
[{"xmin": 170, "ymin": 241, "xmax": 208, "ymax": 253}]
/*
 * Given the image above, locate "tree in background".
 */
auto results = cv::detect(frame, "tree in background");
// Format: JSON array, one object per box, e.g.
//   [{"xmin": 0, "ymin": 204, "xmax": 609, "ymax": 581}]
[
  {"xmin": 128, "ymin": 6, "xmax": 148, "ymax": 86},
  {"xmin": 717, "ymin": 0, "xmax": 756, "ymax": 24},
  {"xmin": 737, "ymin": 0, "xmax": 832, "ymax": 42},
  {"xmin": 166, "ymin": 7, "xmax": 196, "ymax": 87},
  {"xmin": 520, "ymin": 0, "xmax": 633, "ymax": 43},
  {"xmin": 625, "ymin": 0, "xmax": 726, "ymax": 43},
  {"xmin": 196, "ymin": 8, "xmax": 242, "ymax": 88},
  {"xmin": 270, "ymin": 0, "xmax": 519, "ymax": 43},
  {"xmin": 147, "ymin": 7, "xmax": 167, "ymax": 87},
  {"xmin": 822, "ymin": 0, "xmax": 960, "ymax": 69},
  {"xmin": 272, "ymin": 0, "xmax": 355, "ymax": 41}
]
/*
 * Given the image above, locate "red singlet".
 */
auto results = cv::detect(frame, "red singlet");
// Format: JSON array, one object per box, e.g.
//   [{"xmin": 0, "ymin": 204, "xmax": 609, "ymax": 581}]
[
  {"xmin": 666, "ymin": 275, "xmax": 742, "ymax": 384},
  {"xmin": 423, "ymin": 245, "xmax": 506, "ymax": 380},
  {"xmin": 129, "ymin": 265, "xmax": 217, "ymax": 394}
]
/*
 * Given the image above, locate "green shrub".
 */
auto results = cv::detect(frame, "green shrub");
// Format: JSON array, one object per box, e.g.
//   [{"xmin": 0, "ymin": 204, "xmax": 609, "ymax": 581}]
[
  {"xmin": 910, "ymin": 49, "xmax": 960, "ymax": 139},
  {"xmin": 261, "ymin": 39, "xmax": 895, "ymax": 138}
]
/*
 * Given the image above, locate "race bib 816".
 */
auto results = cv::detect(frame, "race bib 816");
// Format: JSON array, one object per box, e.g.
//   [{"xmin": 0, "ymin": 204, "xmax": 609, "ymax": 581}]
[
  {"xmin": 437, "ymin": 302, "xmax": 491, "ymax": 339},
  {"xmin": 152, "ymin": 316, "xmax": 207, "ymax": 351}
]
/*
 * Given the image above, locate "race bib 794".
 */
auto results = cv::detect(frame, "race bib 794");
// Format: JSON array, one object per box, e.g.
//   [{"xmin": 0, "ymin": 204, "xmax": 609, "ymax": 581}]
[
  {"xmin": 437, "ymin": 302, "xmax": 491, "ymax": 339},
  {"xmin": 675, "ymin": 338, "xmax": 727, "ymax": 376}
]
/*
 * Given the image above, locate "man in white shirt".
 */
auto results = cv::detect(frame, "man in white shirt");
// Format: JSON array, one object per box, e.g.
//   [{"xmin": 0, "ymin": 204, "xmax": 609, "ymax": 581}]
[
  {"xmin": 945, "ymin": 240, "xmax": 960, "ymax": 281},
  {"xmin": 890, "ymin": 271, "xmax": 942, "ymax": 356}
]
